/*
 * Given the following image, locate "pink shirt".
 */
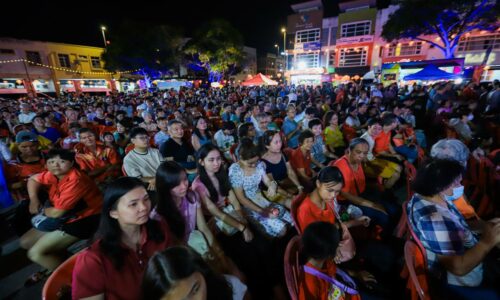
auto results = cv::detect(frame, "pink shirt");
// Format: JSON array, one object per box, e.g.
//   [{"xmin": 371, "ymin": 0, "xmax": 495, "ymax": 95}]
[{"xmin": 192, "ymin": 176, "xmax": 225, "ymax": 208}]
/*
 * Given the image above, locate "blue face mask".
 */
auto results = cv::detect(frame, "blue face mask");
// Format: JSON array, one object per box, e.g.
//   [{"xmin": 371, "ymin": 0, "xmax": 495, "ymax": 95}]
[{"xmin": 443, "ymin": 185, "xmax": 464, "ymax": 202}]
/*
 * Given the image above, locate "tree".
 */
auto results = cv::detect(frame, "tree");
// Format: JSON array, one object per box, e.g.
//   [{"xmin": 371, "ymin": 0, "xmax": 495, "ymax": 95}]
[
  {"xmin": 102, "ymin": 21, "xmax": 184, "ymax": 87},
  {"xmin": 184, "ymin": 19, "xmax": 245, "ymax": 82},
  {"xmin": 382, "ymin": 0, "xmax": 500, "ymax": 58}
]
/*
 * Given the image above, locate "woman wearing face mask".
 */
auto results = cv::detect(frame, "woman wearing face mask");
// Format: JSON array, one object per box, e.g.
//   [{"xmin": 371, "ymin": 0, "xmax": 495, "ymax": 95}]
[
  {"xmin": 408, "ymin": 159, "xmax": 500, "ymax": 299},
  {"xmin": 143, "ymin": 246, "xmax": 246, "ymax": 300},
  {"xmin": 72, "ymin": 177, "xmax": 172, "ymax": 300}
]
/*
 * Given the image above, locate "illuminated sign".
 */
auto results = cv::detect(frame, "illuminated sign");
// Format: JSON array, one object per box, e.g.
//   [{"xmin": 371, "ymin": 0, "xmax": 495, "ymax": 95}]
[{"xmin": 336, "ymin": 35, "xmax": 374, "ymax": 45}]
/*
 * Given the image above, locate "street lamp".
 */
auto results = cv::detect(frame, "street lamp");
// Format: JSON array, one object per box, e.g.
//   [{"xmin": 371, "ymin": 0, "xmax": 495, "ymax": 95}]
[
  {"xmin": 281, "ymin": 27, "xmax": 287, "ymax": 83},
  {"xmin": 101, "ymin": 26, "xmax": 107, "ymax": 48},
  {"xmin": 274, "ymin": 44, "xmax": 279, "ymax": 56}
]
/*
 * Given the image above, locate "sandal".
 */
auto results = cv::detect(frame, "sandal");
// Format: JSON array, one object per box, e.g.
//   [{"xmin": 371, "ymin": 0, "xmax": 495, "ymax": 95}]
[{"xmin": 24, "ymin": 270, "xmax": 50, "ymax": 287}]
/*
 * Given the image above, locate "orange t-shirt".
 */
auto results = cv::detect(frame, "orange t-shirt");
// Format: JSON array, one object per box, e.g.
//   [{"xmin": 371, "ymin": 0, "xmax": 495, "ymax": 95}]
[
  {"xmin": 373, "ymin": 130, "xmax": 391, "ymax": 154},
  {"xmin": 297, "ymin": 196, "xmax": 336, "ymax": 233},
  {"xmin": 75, "ymin": 144, "xmax": 121, "ymax": 183},
  {"xmin": 454, "ymin": 195, "xmax": 477, "ymax": 220},
  {"xmin": 290, "ymin": 148, "xmax": 313, "ymax": 177},
  {"xmin": 36, "ymin": 168, "xmax": 102, "ymax": 223},
  {"xmin": 332, "ymin": 156, "xmax": 366, "ymax": 200}
]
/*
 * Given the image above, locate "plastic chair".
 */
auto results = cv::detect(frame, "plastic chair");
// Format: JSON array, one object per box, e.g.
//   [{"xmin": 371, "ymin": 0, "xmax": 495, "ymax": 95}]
[
  {"xmin": 124, "ymin": 143, "xmax": 135, "ymax": 155},
  {"xmin": 394, "ymin": 200, "xmax": 409, "ymax": 239},
  {"xmin": 42, "ymin": 254, "xmax": 78, "ymax": 300},
  {"xmin": 404, "ymin": 161, "xmax": 417, "ymax": 202},
  {"xmin": 284, "ymin": 235, "xmax": 302, "ymax": 300},
  {"xmin": 290, "ymin": 192, "xmax": 308, "ymax": 234},
  {"xmin": 404, "ymin": 239, "xmax": 430, "ymax": 300}
]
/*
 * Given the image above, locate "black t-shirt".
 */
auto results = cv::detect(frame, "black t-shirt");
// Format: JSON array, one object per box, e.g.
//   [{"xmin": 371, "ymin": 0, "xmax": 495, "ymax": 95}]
[{"xmin": 160, "ymin": 138, "xmax": 195, "ymax": 166}]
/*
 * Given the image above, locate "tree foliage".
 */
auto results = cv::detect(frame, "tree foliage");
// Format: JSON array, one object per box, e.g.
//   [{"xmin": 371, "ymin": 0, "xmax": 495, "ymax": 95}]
[
  {"xmin": 184, "ymin": 19, "xmax": 245, "ymax": 81},
  {"xmin": 382, "ymin": 0, "xmax": 500, "ymax": 58},
  {"xmin": 102, "ymin": 21, "xmax": 184, "ymax": 77}
]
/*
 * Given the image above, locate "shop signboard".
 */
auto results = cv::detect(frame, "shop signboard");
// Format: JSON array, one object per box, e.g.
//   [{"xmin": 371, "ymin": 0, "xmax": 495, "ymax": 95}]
[
  {"xmin": 287, "ymin": 10, "xmax": 323, "ymax": 33},
  {"xmin": 336, "ymin": 35, "xmax": 373, "ymax": 45}
]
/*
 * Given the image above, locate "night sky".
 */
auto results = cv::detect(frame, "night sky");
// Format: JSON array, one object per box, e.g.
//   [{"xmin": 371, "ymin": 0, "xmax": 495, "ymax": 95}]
[{"xmin": 0, "ymin": 0, "xmax": 389, "ymax": 55}]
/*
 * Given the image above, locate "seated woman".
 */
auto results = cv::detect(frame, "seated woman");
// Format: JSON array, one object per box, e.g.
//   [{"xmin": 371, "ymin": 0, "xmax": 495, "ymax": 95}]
[
  {"xmin": 260, "ymin": 130, "xmax": 303, "ymax": 207},
  {"xmin": 143, "ymin": 246, "xmax": 247, "ymax": 300},
  {"xmin": 72, "ymin": 177, "xmax": 172, "ymax": 300},
  {"xmin": 229, "ymin": 138, "xmax": 293, "ymax": 239},
  {"xmin": 20, "ymin": 149, "xmax": 102, "ymax": 284},
  {"xmin": 296, "ymin": 166, "xmax": 370, "ymax": 235},
  {"xmin": 299, "ymin": 221, "xmax": 367, "ymax": 300},
  {"xmin": 407, "ymin": 159, "xmax": 500, "ymax": 299},
  {"xmin": 323, "ymin": 111, "xmax": 346, "ymax": 157},
  {"xmin": 332, "ymin": 138, "xmax": 400, "ymax": 236},
  {"xmin": 153, "ymin": 161, "xmax": 221, "ymax": 259},
  {"xmin": 360, "ymin": 118, "xmax": 402, "ymax": 189},
  {"xmin": 193, "ymin": 143, "xmax": 285, "ymax": 299},
  {"xmin": 191, "ymin": 117, "xmax": 214, "ymax": 151}
]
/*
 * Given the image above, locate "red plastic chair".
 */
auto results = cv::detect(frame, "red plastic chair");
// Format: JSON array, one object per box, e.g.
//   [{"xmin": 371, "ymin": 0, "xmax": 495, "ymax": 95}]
[
  {"xmin": 229, "ymin": 143, "xmax": 239, "ymax": 162},
  {"xmin": 404, "ymin": 161, "xmax": 417, "ymax": 202},
  {"xmin": 394, "ymin": 200, "xmax": 409, "ymax": 239},
  {"xmin": 404, "ymin": 239, "xmax": 430, "ymax": 300},
  {"xmin": 42, "ymin": 254, "xmax": 78, "ymax": 300},
  {"xmin": 290, "ymin": 192, "xmax": 308, "ymax": 234},
  {"xmin": 284, "ymin": 235, "xmax": 302, "ymax": 300},
  {"xmin": 124, "ymin": 143, "xmax": 135, "ymax": 155}
]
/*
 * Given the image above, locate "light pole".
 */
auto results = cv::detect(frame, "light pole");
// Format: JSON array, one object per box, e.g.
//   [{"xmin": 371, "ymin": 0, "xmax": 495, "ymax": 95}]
[
  {"xmin": 101, "ymin": 26, "xmax": 107, "ymax": 48},
  {"xmin": 274, "ymin": 44, "xmax": 280, "ymax": 56},
  {"xmin": 281, "ymin": 27, "xmax": 287, "ymax": 84}
]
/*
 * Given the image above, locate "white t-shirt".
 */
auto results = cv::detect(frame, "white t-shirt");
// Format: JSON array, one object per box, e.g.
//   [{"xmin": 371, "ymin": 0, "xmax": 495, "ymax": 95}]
[
  {"xmin": 123, "ymin": 148, "xmax": 164, "ymax": 178},
  {"xmin": 224, "ymin": 274, "xmax": 247, "ymax": 300},
  {"xmin": 214, "ymin": 130, "xmax": 235, "ymax": 149}
]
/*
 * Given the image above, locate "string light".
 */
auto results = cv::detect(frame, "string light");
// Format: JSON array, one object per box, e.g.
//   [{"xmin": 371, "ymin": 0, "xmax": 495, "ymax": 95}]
[{"xmin": 0, "ymin": 59, "xmax": 140, "ymax": 75}]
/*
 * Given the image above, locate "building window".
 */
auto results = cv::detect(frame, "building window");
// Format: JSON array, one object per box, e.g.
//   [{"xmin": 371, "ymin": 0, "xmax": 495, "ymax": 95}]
[
  {"xmin": 340, "ymin": 21, "xmax": 371, "ymax": 38},
  {"xmin": 458, "ymin": 34, "xmax": 500, "ymax": 52},
  {"xmin": 328, "ymin": 51, "xmax": 336, "ymax": 67},
  {"xmin": 58, "ymin": 54, "xmax": 71, "ymax": 68},
  {"xmin": 26, "ymin": 51, "xmax": 42, "ymax": 65},
  {"xmin": 296, "ymin": 52, "xmax": 320, "ymax": 68},
  {"xmin": 321, "ymin": 28, "xmax": 329, "ymax": 46},
  {"xmin": 0, "ymin": 49, "xmax": 15, "ymax": 55},
  {"xmin": 296, "ymin": 29, "xmax": 321, "ymax": 44},
  {"xmin": 386, "ymin": 42, "xmax": 423, "ymax": 57},
  {"xmin": 330, "ymin": 27, "xmax": 337, "ymax": 45},
  {"xmin": 338, "ymin": 47, "xmax": 368, "ymax": 67},
  {"xmin": 91, "ymin": 56, "xmax": 101, "ymax": 69}
]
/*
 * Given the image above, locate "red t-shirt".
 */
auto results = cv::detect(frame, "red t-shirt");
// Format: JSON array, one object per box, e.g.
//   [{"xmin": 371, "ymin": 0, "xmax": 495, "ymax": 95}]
[
  {"xmin": 332, "ymin": 156, "xmax": 366, "ymax": 200},
  {"xmin": 299, "ymin": 260, "xmax": 338, "ymax": 300},
  {"xmin": 373, "ymin": 130, "xmax": 391, "ymax": 154},
  {"xmin": 35, "ymin": 168, "xmax": 102, "ymax": 222},
  {"xmin": 72, "ymin": 220, "xmax": 172, "ymax": 300},
  {"xmin": 290, "ymin": 148, "xmax": 313, "ymax": 177},
  {"xmin": 297, "ymin": 196, "xmax": 335, "ymax": 233},
  {"xmin": 75, "ymin": 144, "xmax": 121, "ymax": 183},
  {"xmin": 5, "ymin": 155, "xmax": 46, "ymax": 184}
]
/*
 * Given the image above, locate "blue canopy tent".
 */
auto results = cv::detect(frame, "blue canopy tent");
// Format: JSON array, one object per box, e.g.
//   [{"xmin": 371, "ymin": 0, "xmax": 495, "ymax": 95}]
[{"xmin": 403, "ymin": 64, "xmax": 461, "ymax": 81}]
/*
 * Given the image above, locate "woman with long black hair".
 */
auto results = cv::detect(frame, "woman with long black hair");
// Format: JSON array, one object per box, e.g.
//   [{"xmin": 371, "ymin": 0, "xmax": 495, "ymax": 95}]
[
  {"xmin": 143, "ymin": 246, "xmax": 247, "ymax": 300},
  {"xmin": 72, "ymin": 177, "xmax": 172, "ymax": 300},
  {"xmin": 193, "ymin": 143, "xmax": 288, "ymax": 300}
]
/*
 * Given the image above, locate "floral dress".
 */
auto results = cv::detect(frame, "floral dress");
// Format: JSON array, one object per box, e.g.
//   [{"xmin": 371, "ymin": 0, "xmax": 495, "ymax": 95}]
[{"xmin": 229, "ymin": 161, "xmax": 292, "ymax": 238}]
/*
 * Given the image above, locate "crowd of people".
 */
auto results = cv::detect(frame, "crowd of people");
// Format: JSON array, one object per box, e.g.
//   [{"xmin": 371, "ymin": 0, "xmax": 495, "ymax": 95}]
[{"xmin": 0, "ymin": 78, "xmax": 499, "ymax": 300}]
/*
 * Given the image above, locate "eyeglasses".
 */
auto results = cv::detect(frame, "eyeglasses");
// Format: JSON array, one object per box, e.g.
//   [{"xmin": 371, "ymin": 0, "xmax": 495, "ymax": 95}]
[{"xmin": 133, "ymin": 135, "xmax": 149, "ymax": 140}]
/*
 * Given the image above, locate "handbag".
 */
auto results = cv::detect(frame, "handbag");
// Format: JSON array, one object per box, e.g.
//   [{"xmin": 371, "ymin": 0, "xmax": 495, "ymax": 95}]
[
  {"xmin": 216, "ymin": 202, "xmax": 246, "ymax": 236},
  {"xmin": 304, "ymin": 265, "xmax": 359, "ymax": 296},
  {"xmin": 327, "ymin": 201, "xmax": 356, "ymax": 263}
]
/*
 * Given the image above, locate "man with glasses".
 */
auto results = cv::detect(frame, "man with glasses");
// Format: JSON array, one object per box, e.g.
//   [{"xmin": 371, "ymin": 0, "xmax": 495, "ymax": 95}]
[{"xmin": 123, "ymin": 127, "xmax": 163, "ymax": 191}]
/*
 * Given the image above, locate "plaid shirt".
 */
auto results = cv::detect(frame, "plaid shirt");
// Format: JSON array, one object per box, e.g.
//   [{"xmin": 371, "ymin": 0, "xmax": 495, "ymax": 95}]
[{"xmin": 407, "ymin": 194, "xmax": 482, "ymax": 285}]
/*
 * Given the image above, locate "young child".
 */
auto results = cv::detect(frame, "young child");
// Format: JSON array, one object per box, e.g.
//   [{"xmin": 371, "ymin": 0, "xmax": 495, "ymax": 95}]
[{"xmin": 308, "ymin": 118, "xmax": 337, "ymax": 167}]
